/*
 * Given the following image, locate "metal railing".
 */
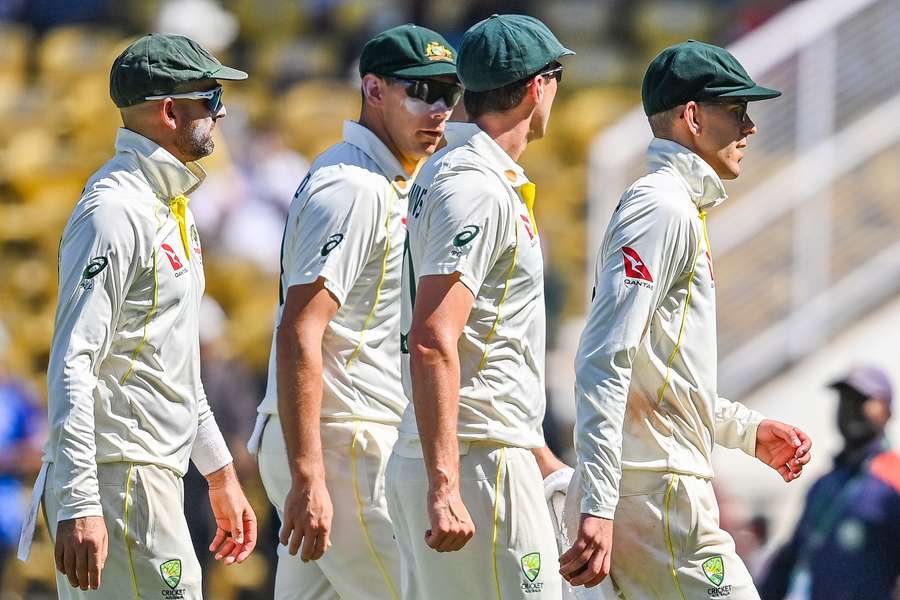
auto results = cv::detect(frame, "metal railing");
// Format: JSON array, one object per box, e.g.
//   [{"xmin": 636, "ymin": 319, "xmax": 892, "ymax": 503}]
[{"xmin": 586, "ymin": 0, "xmax": 900, "ymax": 397}]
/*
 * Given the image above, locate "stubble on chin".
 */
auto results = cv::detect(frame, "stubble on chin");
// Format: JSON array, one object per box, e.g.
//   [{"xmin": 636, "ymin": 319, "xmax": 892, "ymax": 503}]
[{"xmin": 175, "ymin": 122, "xmax": 215, "ymax": 161}]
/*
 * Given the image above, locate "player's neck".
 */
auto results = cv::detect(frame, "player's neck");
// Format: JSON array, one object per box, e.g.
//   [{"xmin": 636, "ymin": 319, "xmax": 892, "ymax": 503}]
[
  {"xmin": 475, "ymin": 115, "xmax": 530, "ymax": 163},
  {"xmin": 357, "ymin": 113, "xmax": 417, "ymax": 176}
]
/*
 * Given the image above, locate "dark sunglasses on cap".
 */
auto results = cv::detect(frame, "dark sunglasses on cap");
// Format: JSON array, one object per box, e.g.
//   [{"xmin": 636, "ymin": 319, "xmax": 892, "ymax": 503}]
[
  {"xmin": 539, "ymin": 64, "xmax": 564, "ymax": 83},
  {"xmin": 389, "ymin": 77, "xmax": 462, "ymax": 108},
  {"xmin": 145, "ymin": 85, "xmax": 225, "ymax": 114}
]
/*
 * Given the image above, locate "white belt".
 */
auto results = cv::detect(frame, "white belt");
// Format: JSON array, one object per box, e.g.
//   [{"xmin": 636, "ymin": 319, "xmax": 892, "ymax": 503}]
[{"xmin": 17, "ymin": 460, "xmax": 49, "ymax": 561}]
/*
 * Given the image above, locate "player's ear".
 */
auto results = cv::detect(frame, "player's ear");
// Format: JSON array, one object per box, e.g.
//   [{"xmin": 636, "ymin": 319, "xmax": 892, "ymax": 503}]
[
  {"xmin": 159, "ymin": 98, "xmax": 178, "ymax": 131},
  {"xmin": 683, "ymin": 101, "xmax": 702, "ymax": 137},
  {"xmin": 362, "ymin": 74, "xmax": 387, "ymax": 108},
  {"xmin": 527, "ymin": 74, "xmax": 544, "ymax": 105}
]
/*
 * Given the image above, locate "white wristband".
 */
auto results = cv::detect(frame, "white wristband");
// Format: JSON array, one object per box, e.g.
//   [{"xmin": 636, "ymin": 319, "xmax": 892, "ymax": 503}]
[{"xmin": 191, "ymin": 417, "xmax": 233, "ymax": 476}]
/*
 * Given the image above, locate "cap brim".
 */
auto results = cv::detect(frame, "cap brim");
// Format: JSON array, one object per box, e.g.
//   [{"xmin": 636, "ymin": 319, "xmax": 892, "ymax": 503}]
[
  {"xmin": 557, "ymin": 47, "xmax": 576, "ymax": 58},
  {"xmin": 828, "ymin": 379, "xmax": 875, "ymax": 401},
  {"xmin": 210, "ymin": 65, "xmax": 249, "ymax": 80},
  {"xmin": 718, "ymin": 84, "xmax": 781, "ymax": 101},
  {"xmin": 388, "ymin": 61, "xmax": 458, "ymax": 79}
]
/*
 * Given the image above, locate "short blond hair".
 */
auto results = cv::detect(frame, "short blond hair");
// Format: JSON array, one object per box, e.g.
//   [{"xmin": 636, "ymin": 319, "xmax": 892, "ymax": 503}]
[{"xmin": 648, "ymin": 105, "xmax": 683, "ymax": 137}]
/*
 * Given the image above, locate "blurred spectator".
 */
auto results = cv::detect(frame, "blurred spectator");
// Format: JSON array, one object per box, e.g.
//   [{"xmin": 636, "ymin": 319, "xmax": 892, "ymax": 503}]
[
  {"xmin": 0, "ymin": 321, "xmax": 44, "ymax": 587},
  {"xmin": 9, "ymin": 0, "xmax": 120, "ymax": 31},
  {"xmin": 220, "ymin": 127, "xmax": 310, "ymax": 271},
  {"xmin": 758, "ymin": 367, "xmax": 900, "ymax": 600},
  {"xmin": 156, "ymin": 0, "xmax": 240, "ymax": 52}
]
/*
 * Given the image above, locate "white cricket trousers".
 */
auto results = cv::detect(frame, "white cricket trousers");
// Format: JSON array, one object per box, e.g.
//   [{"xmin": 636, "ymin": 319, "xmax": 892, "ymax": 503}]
[
  {"xmin": 257, "ymin": 415, "xmax": 402, "ymax": 600},
  {"xmin": 386, "ymin": 442, "xmax": 562, "ymax": 600},
  {"xmin": 566, "ymin": 469, "xmax": 758, "ymax": 600},
  {"xmin": 44, "ymin": 461, "xmax": 202, "ymax": 600}
]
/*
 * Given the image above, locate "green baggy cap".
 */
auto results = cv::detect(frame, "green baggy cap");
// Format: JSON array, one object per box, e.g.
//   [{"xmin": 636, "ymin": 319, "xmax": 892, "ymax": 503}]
[
  {"xmin": 359, "ymin": 24, "xmax": 457, "ymax": 79},
  {"xmin": 642, "ymin": 40, "xmax": 781, "ymax": 116},
  {"xmin": 457, "ymin": 14, "xmax": 574, "ymax": 92},
  {"xmin": 110, "ymin": 33, "xmax": 248, "ymax": 108}
]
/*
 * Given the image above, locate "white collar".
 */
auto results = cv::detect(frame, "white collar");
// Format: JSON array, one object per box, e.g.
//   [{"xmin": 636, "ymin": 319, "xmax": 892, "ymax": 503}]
[
  {"xmin": 343, "ymin": 120, "xmax": 411, "ymax": 186},
  {"xmin": 114, "ymin": 128, "xmax": 206, "ymax": 200},
  {"xmin": 465, "ymin": 124, "xmax": 530, "ymax": 187},
  {"xmin": 647, "ymin": 138, "xmax": 728, "ymax": 210}
]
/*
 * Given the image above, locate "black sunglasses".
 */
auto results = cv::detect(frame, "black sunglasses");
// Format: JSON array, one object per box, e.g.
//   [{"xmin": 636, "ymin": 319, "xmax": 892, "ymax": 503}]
[
  {"xmin": 539, "ymin": 65, "xmax": 564, "ymax": 83},
  {"xmin": 700, "ymin": 99, "xmax": 749, "ymax": 123},
  {"xmin": 389, "ymin": 77, "xmax": 462, "ymax": 108},
  {"xmin": 145, "ymin": 85, "xmax": 224, "ymax": 114}
]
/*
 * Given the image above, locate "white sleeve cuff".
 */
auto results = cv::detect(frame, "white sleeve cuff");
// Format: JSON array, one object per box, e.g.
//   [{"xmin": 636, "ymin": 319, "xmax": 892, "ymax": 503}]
[
  {"xmin": 56, "ymin": 504, "xmax": 105, "ymax": 522},
  {"xmin": 191, "ymin": 417, "xmax": 233, "ymax": 476},
  {"xmin": 579, "ymin": 496, "xmax": 617, "ymax": 520},
  {"xmin": 742, "ymin": 413, "xmax": 765, "ymax": 457}
]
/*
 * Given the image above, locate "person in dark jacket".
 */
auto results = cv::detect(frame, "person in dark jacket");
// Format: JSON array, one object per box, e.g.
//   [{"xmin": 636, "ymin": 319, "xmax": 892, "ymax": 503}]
[{"xmin": 759, "ymin": 366, "xmax": 900, "ymax": 600}]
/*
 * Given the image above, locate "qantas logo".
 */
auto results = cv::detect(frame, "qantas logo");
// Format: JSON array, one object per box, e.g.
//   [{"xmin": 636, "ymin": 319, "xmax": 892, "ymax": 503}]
[
  {"xmin": 622, "ymin": 247, "xmax": 653, "ymax": 282},
  {"xmin": 161, "ymin": 243, "xmax": 185, "ymax": 272}
]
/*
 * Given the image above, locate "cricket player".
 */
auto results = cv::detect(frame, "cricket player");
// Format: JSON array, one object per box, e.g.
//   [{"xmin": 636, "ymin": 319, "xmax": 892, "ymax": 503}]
[
  {"xmin": 249, "ymin": 25, "xmax": 459, "ymax": 600},
  {"xmin": 386, "ymin": 14, "xmax": 573, "ymax": 600},
  {"xmin": 17, "ymin": 34, "xmax": 257, "ymax": 599},
  {"xmin": 561, "ymin": 41, "xmax": 813, "ymax": 600}
]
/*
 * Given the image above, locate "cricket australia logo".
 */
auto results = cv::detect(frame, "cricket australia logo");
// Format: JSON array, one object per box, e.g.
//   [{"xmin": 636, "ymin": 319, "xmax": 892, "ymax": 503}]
[
  {"xmin": 520, "ymin": 552, "xmax": 544, "ymax": 593},
  {"xmin": 425, "ymin": 41, "xmax": 453, "ymax": 62},
  {"xmin": 702, "ymin": 556, "xmax": 725, "ymax": 586},
  {"xmin": 190, "ymin": 224, "xmax": 202, "ymax": 257},
  {"xmin": 80, "ymin": 256, "xmax": 108, "ymax": 290},
  {"xmin": 160, "ymin": 559, "xmax": 182, "ymax": 589}
]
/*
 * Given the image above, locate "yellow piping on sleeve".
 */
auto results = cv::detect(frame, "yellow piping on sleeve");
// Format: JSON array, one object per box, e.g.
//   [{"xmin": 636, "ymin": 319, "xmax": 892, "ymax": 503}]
[
  {"xmin": 347, "ymin": 188, "xmax": 396, "ymax": 367},
  {"xmin": 120, "ymin": 204, "xmax": 162, "ymax": 385},
  {"xmin": 123, "ymin": 463, "xmax": 141, "ymax": 600},
  {"xmin": 350, "ymin": 420, "xmax": 400, "ymax": 600},
  {"xmin": 479, "ymin": 225, "xmax": 518, "ymax": 371},
  {"xmin": 699, "ymin": 211, "xmax": 713, "ymax": 262},
  {"xmin": 656, "ymin": 211, "xmax": 705, "ymax": 405},
  {"xmin": 479, "ymin": 183, "xmax": 535, "ymax": 371},
  {"xmin": 663, "ymin": 474, "xmax": 687, "ymax": 600},
  {"xmin": 491, "ymin": 447, "xmax": 507, "ymax": 600}
]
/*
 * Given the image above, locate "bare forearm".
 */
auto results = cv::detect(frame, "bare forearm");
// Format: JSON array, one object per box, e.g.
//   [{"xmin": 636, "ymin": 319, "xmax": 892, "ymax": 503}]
[
  {"xmin": 410, "ymin": 338, "xmax": 461, "ymax": 492},
  {"xmin": 276, "ymin": 328, "xmax": 325, "ymax": 482},
  {"xmin": 532, "ymin": 445, "xmax": 569, "ymax": 479}
]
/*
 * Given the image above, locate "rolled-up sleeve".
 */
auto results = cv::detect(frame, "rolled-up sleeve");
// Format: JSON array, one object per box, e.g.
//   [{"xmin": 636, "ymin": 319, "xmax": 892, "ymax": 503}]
[
  {"xmin": 415, "ymin": 170, "xmax": 510, "ymax": 297},
  {"xmin": 282, "ymin": 171, "xmax": 380, "ymax": 307}
]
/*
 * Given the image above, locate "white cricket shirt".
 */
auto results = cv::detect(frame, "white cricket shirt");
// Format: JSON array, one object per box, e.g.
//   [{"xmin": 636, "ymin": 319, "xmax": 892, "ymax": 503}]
[
  {"xmin": 399, "ymin": 122, "xmax": 546, "ymax": 450},
  {"xmin": 257, "ymin": 121, "xmax": 409, "ymax": 425},
  {"xmin": 574, "ymin": 138, "xmax": 764, "ymax": 518},
  {"xmin": 46, "ymin": 128, "xmax": 230, "ymax": 521}
]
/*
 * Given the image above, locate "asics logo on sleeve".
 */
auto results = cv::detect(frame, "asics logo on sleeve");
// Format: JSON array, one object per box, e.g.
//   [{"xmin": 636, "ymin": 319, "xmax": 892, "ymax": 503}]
[
  {"xmin": 622, "ymin": 246, "xmax": 654, "ymax": 289},
  {"xmin": 82, "ymin": 257, "xmax": 108, "ymax": 279},
  {"xmin": 452, "ymin": 225, "xmax": 481, "ymax": 247},
  {"xmin": 80, "ymin": 256, "xmax": 108, "ymax": 290},
  {"xmin": 321, "ymin": 233, "xmax": 344, "ymax": 256}
]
